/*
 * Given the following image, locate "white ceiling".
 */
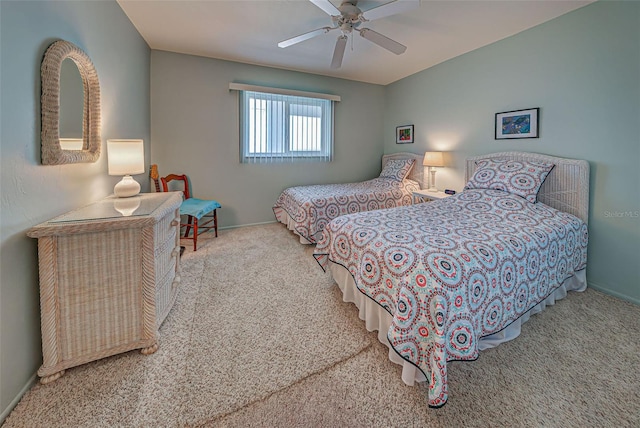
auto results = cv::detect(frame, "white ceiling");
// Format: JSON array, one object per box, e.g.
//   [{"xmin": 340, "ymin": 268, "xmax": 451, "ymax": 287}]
[{"xmin": 117, "ymin": 0, "xmax": 593, "ymax": 86}]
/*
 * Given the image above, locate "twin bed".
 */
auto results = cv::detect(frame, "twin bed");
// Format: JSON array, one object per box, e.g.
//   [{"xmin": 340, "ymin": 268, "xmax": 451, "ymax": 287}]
[
  {"xmin": 275, "ymin": 151, "xmax": 589, "ymax": 407},
  {"xmin": 273, "ymin": 152, "xmax": 425, "ymax": 243}
]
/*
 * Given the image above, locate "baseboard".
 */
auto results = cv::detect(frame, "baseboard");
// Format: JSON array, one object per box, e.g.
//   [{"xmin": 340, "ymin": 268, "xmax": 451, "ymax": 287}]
[
  {"xmin": 219, "ymin": 220, "xmax": 277, "ymax": 230},
  {"xmin": 588, "ymin": 280, "xmax": 640, "ymax": 305},
  {"xmin": 0, "ymin": 372, "xmax": 37, "ymax": 424}
]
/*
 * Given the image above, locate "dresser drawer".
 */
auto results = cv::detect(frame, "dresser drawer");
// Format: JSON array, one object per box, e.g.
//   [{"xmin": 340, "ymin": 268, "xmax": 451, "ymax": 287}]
[
  {"xmin": 155, "ymin": 262, "xmax": 179, "ymax": 327},
  {"xmin": 155, "ymin": 207, "xmax": 180, "ymax": 246},
  {"xmin": 155, "ymin": 227, "xmax": 179, "ymax": 279}
]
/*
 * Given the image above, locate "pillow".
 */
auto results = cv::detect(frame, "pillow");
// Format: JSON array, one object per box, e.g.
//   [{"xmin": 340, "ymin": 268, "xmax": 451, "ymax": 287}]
[
  {"xmin": 464, "ymin": 158, "xmax": 555, "ymax": 203},
  {"xmin": 379, "ymin": 159, "xmax": 415, "ymax": 181}
]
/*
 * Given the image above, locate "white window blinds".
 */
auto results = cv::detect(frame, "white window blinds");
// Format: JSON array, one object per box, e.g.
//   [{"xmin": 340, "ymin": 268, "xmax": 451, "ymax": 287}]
[{"xmin": 230, "ymin": 84, "xmax": 339, "ymax": 164}]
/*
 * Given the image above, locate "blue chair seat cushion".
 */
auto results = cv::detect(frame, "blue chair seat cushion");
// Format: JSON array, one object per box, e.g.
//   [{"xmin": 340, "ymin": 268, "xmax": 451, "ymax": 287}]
[{"xmin": 180, "ymin": 198, "xmax": 221, "ymax": 219}]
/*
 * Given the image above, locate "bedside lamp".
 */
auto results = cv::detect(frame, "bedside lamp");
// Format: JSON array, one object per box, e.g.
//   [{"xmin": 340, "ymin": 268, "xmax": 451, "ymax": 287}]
[
  {"xmin": 107, "ymin": 139, "xmax": 145, "ymax": 198},
  {"xmin": 423, "ymin": 151, "xmax": 444, "ymax": 192}
]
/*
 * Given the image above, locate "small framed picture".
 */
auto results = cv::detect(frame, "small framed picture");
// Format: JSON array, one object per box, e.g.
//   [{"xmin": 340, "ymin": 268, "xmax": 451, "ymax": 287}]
[
  {"xmin": 396, "ymin": 125, "xmax": 414, "ymax": 144},
  {"xmin": 495, "ymin": 108, "xmax": 539, "ymax": 139}
]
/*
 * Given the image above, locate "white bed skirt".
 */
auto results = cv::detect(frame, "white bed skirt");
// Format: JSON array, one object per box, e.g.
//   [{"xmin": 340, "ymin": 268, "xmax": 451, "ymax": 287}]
[
  {"xmin": 329, "ymin": 263, "xmax": 587, "ymax": 385},
  {"xmin": 273, "ymin": 207, "xmax": 313, "ymax": 244}
]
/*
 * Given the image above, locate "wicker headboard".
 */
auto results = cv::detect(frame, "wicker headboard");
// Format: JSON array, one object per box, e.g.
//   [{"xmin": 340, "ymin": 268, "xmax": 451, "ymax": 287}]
[
  {"xmin": 465, "ymin": 151, "xmax": 590, "ymax": 224},
  {"xmin": 382, "ymin": 152, "xmax": 426, "ymax": 189}
]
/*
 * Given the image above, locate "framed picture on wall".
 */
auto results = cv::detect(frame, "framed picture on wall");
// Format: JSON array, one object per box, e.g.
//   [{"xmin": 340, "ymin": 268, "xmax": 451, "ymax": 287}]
[
  {"xmin": 396, "ymin": 125, "xmax": 414, "ymax": 144},
  {"xmin": 495, "ymin": 108, "xmax": 539, "ymax": 139}
]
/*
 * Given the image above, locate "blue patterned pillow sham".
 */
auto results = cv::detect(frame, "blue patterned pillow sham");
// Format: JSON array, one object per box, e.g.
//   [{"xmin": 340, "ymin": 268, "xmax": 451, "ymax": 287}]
[
  {"xmin": 379, "ymin": 159, "xmax": 415, "ymax": 181},
  {"xmin": 464, "ymin": 158, "xmax": 555, "ymax": 203}
]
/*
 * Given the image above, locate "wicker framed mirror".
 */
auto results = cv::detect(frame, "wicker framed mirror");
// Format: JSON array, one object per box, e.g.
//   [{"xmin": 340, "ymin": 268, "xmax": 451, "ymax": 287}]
[{"xmin": 41, "ymin": 40, "xmax": 101, "ymax": 164}]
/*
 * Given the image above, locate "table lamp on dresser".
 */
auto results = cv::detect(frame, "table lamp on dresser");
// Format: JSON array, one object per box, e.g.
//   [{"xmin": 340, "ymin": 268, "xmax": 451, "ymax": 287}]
[{"xmin": 107, "ymin": 139, "xmax": 145, "ymax": 198}]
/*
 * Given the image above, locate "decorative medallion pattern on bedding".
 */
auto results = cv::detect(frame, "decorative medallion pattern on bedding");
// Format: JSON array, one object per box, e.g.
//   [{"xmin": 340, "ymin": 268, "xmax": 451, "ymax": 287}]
[
  {"xmin": 379, "ymin": 159, "xmax": 415, "ymax": 181},
  {"xmin": 273, "ymin": 177, "xmax": 420, "ymax": 244},
  {"xmin": 313, "ymin": 188, "xmax": 588, "ymax": 407},
  {"xmin": 464, "ymin": 158, "xmax": 555, "ymax": 204}
]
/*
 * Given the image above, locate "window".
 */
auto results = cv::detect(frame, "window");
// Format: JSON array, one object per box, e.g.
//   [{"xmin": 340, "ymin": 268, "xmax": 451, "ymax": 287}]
[{"xmin": 234, "ymin": 86, "xmax": 338, "ymax": 163}]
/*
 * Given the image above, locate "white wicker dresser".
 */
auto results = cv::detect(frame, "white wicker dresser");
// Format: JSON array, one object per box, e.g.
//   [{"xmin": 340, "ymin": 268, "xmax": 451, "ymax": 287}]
[{"xmin": 27, "ymin": 192, "xmax": 183, "ymax": 383}]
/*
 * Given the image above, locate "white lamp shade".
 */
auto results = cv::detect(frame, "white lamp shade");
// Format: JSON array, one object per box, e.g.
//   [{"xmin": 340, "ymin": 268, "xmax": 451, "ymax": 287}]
[
  {"xmin": 107, "ymin": 139, "xmax": 145, "ymax": 176},
  {"xmin": 423, "ymin": 151, "xmax": 444, "ymax": 167}
]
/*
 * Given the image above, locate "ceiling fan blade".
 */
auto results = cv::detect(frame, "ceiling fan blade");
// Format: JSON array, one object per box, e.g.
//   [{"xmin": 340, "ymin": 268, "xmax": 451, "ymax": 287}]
[
  {"xmin": 331, "ymin": 35, "xmax": 348, "ymax": 69},
  {"xmin": 278, "ymin": 27, "xmax": 334, "ymax": 48},
  {"xmin": 360, "ymin": 0, "xmax": 420, "ymax": 22},
  {"xmin": 359, "ymin": 28, "xmax": 406, "ymax": 55},
  {"xmin": 310, "ymin": 0, "xmax": 341, "ymax": 16}
]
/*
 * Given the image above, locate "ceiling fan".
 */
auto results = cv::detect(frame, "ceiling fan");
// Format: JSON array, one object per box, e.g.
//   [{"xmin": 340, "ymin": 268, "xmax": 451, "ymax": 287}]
[{"xmin": 278, "ymin": 0, "xmax": 420, "ymax": 69}]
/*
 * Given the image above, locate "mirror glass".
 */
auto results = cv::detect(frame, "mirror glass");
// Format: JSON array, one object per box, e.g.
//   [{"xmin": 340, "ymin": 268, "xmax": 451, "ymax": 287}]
[{"xmin": 59, "ymin": 58, "xmax": 84, "ymax": 146}]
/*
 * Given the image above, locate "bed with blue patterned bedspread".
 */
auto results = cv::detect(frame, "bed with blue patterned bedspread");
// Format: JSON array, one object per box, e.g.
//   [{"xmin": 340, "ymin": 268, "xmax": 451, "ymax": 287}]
[
  {"xmin": 273, "ymin": 177, "xmax": 420, "ymax": 244},
  {"xmin": 313, "ymin": 187, "xmax": 588, "ymax": 407},
  {"xmin": 273, "ymin": 154, "xmax": 424, "ymax": 244}
]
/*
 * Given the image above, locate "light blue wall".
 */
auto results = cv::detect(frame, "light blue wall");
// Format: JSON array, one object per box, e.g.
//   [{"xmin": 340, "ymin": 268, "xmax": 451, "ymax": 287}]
[
  {"xmin": 1, "ymin": 0, "xmax": 638, "ymax": 421},
  {"xmin": 0, "ymin": 0, "xmax": 150, "ymax": 419},
  {"xmin": 383, "ymin": 1, "xmax": 640, "ymax": 303},
  {"xmin": 151, "ymin": 51, "xmax": 386, "ymax": 228}
]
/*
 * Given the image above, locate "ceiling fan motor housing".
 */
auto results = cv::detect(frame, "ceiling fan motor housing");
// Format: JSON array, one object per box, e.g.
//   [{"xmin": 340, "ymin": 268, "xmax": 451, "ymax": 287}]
[{"xmin": 335, "ymin": 2, "xmax": 363, "ymax": 33}]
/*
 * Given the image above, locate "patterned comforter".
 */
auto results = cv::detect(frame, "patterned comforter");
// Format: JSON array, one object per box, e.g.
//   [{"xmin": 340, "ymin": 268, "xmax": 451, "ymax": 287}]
[
  {"xmin": 273, "ymin": 177, "xmax": 420, "ymax": 244},
  {"xmin": 313, "ymin": 188, "xmax": 588, "ymax": 407}
]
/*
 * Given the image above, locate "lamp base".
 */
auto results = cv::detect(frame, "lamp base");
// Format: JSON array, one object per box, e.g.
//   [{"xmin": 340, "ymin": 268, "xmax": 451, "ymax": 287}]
[
  {"xmin": 114, "ymin": 175, "xmax": 141, "ymax": 198},
  {"xmin": 113, "ymin": 196, "xmax": 141, "ymax": 216},
  {"xmin": 428, "ymin": 168, "xmax": 438, "ymax": 192}
]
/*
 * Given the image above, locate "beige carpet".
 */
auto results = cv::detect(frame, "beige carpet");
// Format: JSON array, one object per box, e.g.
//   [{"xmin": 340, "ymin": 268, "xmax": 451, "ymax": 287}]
[{"xmin": 4, "ymin": 223, "xmax": 639, "ymax": 427}]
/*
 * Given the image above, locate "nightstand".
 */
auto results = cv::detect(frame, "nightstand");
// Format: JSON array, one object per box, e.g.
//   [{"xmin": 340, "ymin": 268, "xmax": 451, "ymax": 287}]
[{"xmin": 412, "ymin": 189, "xmax": 452, "ymax": 204}]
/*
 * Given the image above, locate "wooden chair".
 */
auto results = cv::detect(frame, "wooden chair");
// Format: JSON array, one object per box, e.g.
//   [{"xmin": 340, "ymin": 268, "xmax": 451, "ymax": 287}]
[
  {"xmin": 151, "ymin": 164, "xmax": 162, "ymax": 192},
  {"xmin": 150, "ymin": 165, "xmax": 221, "ymax": 251}
]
